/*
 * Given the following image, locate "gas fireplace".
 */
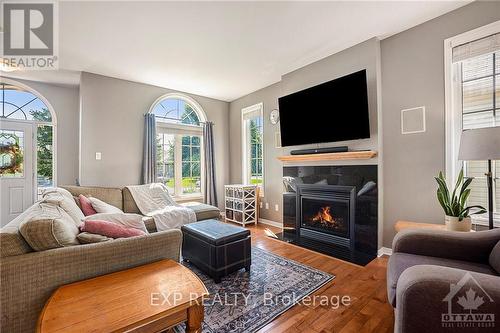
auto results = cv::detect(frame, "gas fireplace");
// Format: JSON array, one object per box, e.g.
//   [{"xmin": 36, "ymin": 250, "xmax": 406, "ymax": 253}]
[
  {"xmin": 301, "ymin": 198, "xmax": 349, "ymax": 238},
  {"xmin": 297, "ymin": 184, "xmax": 355, "ymax": 249},
  {"xmin": 281, "ymin": 165, "xmax": 378, "ymax": 266}
]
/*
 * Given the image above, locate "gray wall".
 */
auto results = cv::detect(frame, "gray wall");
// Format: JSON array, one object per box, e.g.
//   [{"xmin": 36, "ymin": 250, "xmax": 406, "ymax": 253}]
[
  {"xmin": 229, "ymin": 38, "xmax": 381, "ymax": 225},
  {"xmin": 229, "ymin": 0, "xmax": 500, "ymax": 248},
  {"xmin": 1, "ymin": 77, "xmax": 80, "ymax": 185},
  {"xmin": 381, "ymin": 1, "xmax": 500, "ymax": 247},
  {"xmin": 79, "ymin": 72, "xmax": 230, "ymax": 209}
]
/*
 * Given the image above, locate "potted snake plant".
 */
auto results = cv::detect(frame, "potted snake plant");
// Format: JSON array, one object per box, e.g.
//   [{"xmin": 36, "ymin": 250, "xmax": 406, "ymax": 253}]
[{"xmin": 435, "ymin": 169, "xmax": 486, "ymax": 232}]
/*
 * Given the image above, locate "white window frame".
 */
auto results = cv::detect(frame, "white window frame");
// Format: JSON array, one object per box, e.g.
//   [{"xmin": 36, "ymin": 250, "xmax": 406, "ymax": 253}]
[
  {"xmin": 150, "ymin": 93, "xmax": 206, "ymax": 201},
  {"xmin": 1, "ymin": 78, "xmax": 58, "ymax": 200},
  {"xmin": 444, "ymin": 20, "xmax": 500, "ymax": 226},
  {"xmin": 241, "ymin": 102, "xmax": 264, "ymax": 196}
]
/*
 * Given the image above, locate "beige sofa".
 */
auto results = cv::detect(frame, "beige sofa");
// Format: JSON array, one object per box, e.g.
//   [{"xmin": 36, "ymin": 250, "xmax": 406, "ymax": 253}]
[
  {"xmin": 62, "ymin": 185, "xmax": 221, "ymax": 232},
  {"xmin": 0, "ymin": 185, "xmax": 220, "ymax": 333}
]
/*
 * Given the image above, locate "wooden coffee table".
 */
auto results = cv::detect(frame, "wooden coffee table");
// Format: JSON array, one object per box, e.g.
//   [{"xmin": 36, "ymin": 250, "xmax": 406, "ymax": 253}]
[{"xmin": 37, "ymin": 259, "xmax": 208, "ymax": 333}]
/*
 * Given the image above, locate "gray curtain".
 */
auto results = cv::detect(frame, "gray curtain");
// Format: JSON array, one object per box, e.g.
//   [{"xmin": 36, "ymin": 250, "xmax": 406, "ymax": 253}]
[
  {"xmin": 203, "ymin": 121, "xmax": 218, "ymax": 206},
  {"xmin": 142, "ymin": 113, "xmax": 157, "ymax": 184}
]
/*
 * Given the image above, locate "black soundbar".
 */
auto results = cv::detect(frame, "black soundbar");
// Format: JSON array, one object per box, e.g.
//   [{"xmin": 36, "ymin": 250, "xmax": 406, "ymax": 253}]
[{"xmin": 290, "ymin": 146, "xmax": 348, "ymax": 155}]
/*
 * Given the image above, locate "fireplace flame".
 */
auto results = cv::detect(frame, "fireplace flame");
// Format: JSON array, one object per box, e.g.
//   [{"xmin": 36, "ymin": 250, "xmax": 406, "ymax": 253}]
[{"xmin": 312, "ymin": 206, "xmax": 335, "ymax": 224}]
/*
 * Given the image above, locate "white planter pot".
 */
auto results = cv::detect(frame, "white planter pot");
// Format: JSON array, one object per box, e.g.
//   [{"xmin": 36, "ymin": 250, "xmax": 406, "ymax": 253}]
[{"xmin": 445, "ymin": 216, "xmax": 471, "ymax": 232}]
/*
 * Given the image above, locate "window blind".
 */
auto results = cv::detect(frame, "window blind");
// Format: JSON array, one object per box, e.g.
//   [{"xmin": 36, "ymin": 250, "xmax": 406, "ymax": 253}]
[{"xmin": 452, "ymin": 33, "xmax": 500, "ymax": 63}]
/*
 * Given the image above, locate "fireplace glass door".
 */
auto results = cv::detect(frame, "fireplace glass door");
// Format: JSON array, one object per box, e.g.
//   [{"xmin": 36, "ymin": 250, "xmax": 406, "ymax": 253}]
[{"xmin": 301, "ymin": 197, "xmax": 349, "ymax": 238}]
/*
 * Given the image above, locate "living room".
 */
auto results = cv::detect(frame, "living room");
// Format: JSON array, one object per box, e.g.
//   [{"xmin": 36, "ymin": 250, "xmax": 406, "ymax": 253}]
[{"xmin": 1, "ymin": 1, "xmax": 499, "ymax": 332}]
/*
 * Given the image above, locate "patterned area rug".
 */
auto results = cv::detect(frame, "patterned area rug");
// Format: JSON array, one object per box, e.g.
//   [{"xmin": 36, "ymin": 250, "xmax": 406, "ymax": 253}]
[{"xmin": 176, "ymin": 247, "xmax": 334, "ymax": 333}]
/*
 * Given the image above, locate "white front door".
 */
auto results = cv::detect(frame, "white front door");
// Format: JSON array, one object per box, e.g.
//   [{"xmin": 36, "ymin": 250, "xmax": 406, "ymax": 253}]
[{"xmin": 1, "ymin": 120, "xmax": 34, "ymax": 227}]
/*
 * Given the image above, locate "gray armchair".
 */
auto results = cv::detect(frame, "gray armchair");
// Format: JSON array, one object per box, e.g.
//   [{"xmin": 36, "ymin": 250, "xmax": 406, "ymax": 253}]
[{"xmin": 388, "ymin": 228, "xmax": 500, "ymax": 333}]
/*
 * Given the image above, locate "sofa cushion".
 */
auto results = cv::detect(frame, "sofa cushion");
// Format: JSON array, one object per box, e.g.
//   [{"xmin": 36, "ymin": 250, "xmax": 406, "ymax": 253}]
[
  {"xmin": 122, "ymin": 187, "xmax": 141, "ymax": 214},
  {"xmin": 181, "ymin": 202, "xmax": 220, "ymax": 221},
  {"xmin": 490, "ymin": 241, "xmax": 500, "ymax": 274},
  {"xmin": 143, "ymin": 216, "xmax": 157, "ymax": 233},
  {"xmin": 77, "ymin": 232, "xmax": 113, "ymax": 244},
  {"xmin": 61, "ymin": 185, "xmax": 124, "ymax": 211},
  {"xmin": 19, "ymin": 203, "xmax": 80, "ymax": 251},
  {"xmin": 387, "ymin": 252, "xmax": 497, "ymax": 307}
]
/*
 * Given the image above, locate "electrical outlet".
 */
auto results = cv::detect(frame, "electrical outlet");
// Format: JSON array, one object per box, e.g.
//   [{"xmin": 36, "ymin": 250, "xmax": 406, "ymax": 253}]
[
  {"xmin": 265, "ymin": 202, "xmax": 269, "ymax": 209},
  {"xmin": 275, "ymin": 204, "xmax": 279, "ymax": 211},
  {"xmin": 95, "ymin": 152, "xmax": 102, "ymax": 160}
]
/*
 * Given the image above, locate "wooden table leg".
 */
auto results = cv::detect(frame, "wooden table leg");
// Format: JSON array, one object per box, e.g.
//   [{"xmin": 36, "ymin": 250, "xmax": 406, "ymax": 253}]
[{"xmin": 186, "ymin": 303, "xmax": 204, "ymax": 333}]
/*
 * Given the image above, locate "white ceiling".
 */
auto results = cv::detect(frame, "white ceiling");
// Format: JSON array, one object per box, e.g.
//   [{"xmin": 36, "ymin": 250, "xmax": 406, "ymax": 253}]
[{"xmin": 5, "ymin": 1, "xmax": 470, "ymax": 101}]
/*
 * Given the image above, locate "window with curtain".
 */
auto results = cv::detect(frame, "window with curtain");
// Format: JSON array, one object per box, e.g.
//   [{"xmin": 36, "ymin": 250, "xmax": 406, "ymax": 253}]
[
  {"xmin": 450, "ymin": 33, "xmax": 500, "ymax": 223},
  {"xmin": 242, "ymin": 103, "xmax": 264, "ymax": 193},
  {"xmin": 151, "ymin": 96, "xmax": 204, "ymax": 198}
]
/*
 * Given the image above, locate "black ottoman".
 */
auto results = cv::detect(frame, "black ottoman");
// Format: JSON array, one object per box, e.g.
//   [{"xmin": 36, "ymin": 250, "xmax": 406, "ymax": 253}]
[{"xmin": 181, "ymin": 220, "xmax": 251, "ymax": 283}]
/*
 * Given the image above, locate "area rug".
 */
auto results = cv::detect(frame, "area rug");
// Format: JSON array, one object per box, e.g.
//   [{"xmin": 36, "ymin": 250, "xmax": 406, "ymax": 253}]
[{"xmin": 176, "ymin": 246, "xmax": 334, "ymax": 333}]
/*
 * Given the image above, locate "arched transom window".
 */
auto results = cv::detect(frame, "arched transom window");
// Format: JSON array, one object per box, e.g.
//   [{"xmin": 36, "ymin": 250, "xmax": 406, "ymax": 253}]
[
  {"xmin": 1, "ymin": 82, "xmax": 56, "ymax": 197},
  {"xmin": 150, "ymin": 94, "xmax": 205, "ymax": 198}
]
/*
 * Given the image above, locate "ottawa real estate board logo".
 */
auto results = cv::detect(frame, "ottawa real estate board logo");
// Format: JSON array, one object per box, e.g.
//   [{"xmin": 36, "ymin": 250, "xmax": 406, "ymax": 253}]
[
  {"xmin": 442, "ymin": 272, "xmax": 495, "ymax": 329},
  {"xmin": 1, "ymin": 1, "xmax": 58, "ymax": 70}
]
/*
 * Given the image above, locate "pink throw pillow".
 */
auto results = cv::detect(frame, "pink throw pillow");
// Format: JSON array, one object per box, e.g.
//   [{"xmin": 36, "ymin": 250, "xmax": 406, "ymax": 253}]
[
  {"xmin": 80, "ymin": 220, "xmax": 145, "ymax": 238},
  {"xmin": 79, "ymin": 194, "xmax": 97, "ymax": 216}
]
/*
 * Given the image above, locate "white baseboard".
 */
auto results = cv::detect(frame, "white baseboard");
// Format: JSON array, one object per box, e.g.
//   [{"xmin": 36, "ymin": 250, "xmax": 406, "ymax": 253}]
[
  {"xmin": 258, "ymin": 218, "xmax": 283, "ymax": 228},
  {"xmin": 377, "ymin": 247, "xmax": 392, "ymax": 257}
]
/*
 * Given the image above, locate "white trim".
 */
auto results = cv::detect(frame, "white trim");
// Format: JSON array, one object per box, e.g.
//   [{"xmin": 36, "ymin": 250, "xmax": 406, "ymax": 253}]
[
  {"xmin": 241, "ymin": 102, "xmax": 264, "ymax": 196},
  {"xmin": 148, "ymin": 92, "xmax": 207, "ymax": 122},
  {"xmin": 150, "ymin": 93, "xmax": 206, "ymax": 199},
  {"xmin": 258, "ymin": 218, "xmax": 283, "ymax": 228},
  {"xmin": 0, "ymin": 78, "xmax": 58, "ymax": 199},
  {"xmin": 401, "ymin": 106, "xmax": 426, "ymax": 134},
  {"xmin": 377, "ymin": 247, "xmax": 392, "ymax": 257},
  {"xmin": 444, "ymin": 20, "xmax": 500, "ymax": 185}
]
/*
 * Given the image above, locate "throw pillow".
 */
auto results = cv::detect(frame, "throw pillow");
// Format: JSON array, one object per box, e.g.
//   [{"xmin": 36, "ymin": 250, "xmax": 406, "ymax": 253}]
[
  {"xmin": 41, "ymin": 187, "xmax": 74, "ymax": 202},
  {"xmin": 88, "ymin": 197, "xmax": 123, "ymax": 214},
  {"xmin": 19, "ymin": 203, "xmax": 80, "ymax": 251},
  {"xmin": 79, "ymin": 194, "xmax": 97, "ymax": 216},
  {"xmin": 42, "ymin": 190, "xmax": 85, "ymax": 227},
  {"xmin": 82, "ymin": 213, "xmax": 148, "ymax": 233},
  {"xmin": 77, "ymin": 232, "xmax": 113, "ymax": 244},
  {"xmin": 80, "ymin": 220, "xmax": 145, "ymax": 238}
]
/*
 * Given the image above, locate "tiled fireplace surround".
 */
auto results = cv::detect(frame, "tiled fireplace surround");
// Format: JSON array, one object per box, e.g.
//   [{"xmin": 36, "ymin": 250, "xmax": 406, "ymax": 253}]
[{"xmin": 280, "ymin": 165, "xmax": 378, "ymax": 265}]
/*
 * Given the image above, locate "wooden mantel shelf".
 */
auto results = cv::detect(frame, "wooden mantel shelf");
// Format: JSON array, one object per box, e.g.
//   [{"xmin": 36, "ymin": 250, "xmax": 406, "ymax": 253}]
[{"xmin": 277, "ymin": 150, "xmax": 377, "ymax": 162}]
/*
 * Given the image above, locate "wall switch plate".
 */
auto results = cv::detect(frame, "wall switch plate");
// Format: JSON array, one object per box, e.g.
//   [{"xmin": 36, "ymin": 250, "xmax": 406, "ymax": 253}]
[
  {"xmin": 260, "ymin": 202, "xmax": 263, "ymax": 208},
  {"xmin": 265, "ymin": 203, "xmax": 269, "ymax": 209},
  {"xmin": 95, "ymin": 152, "xmax": 102, "ymax": 160},
  {"xmin": 275, "ymin": 204, "xmax": 279, "ymax": 211}
]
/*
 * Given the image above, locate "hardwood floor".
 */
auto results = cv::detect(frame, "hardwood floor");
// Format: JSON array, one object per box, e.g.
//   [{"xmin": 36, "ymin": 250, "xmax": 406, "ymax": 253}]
[{"xmin": 244, "ymin": 223, "xmax": 394, "ymax": 333}]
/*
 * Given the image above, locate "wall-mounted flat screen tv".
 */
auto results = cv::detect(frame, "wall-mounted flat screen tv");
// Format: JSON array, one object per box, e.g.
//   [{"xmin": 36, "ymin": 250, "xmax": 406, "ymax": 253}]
[{"xmin": 278, "ymin": 69, "xmax": 370, "ymax": 147}]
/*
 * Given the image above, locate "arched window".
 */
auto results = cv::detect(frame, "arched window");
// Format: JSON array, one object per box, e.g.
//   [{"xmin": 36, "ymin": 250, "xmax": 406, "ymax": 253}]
[
  {"xmin": 150, "ymin": 94, "xmax": 205, "ymax": 198},
  {"xmin": 0, "ymin": 82, "xmax": 56, "ymax": 201}
]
